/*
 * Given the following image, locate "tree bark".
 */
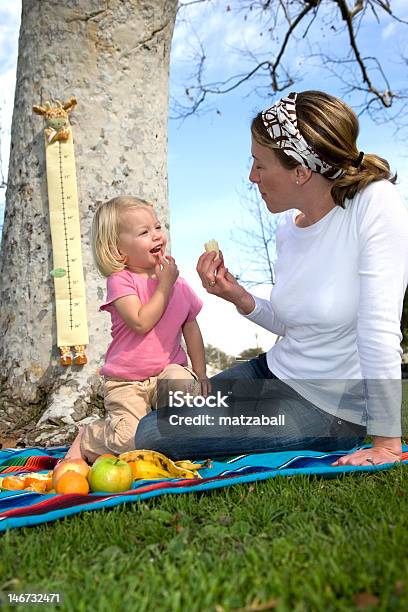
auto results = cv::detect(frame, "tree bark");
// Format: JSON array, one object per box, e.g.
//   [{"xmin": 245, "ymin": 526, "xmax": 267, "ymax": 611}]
[{"xmin": 0, "ymin": 0, "xmax": 178, "ymax": 445}]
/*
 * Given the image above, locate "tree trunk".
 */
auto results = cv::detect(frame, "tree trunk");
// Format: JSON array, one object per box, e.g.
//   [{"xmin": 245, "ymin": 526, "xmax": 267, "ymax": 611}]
[{"xmin": 0, "ymin": 0, "xmax": 177, "ymax": 445}]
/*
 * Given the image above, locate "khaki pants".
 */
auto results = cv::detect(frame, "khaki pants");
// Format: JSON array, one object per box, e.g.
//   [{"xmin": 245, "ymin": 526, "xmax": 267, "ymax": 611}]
[{"xmin": 80, "ymin": 364, "xmax": 200, "ymax": 462}]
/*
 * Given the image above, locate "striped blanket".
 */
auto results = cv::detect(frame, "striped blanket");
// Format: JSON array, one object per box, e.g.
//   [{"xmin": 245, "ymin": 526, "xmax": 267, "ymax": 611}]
[{"xmin": 1, "ymin": 445, "xmax": 407, "ymax": 531}]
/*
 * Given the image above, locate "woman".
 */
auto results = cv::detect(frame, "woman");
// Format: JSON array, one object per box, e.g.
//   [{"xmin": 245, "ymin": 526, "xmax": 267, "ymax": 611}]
[{"xmin": 136, "ymin": 90, "xmax": 408, "ymax": 466}]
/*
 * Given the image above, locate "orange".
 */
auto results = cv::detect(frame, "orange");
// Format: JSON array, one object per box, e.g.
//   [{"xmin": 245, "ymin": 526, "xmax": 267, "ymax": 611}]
[
  {"xmin": 55, "ymin": 470, "xmax": 90, "ymax": 495},
  {"xmin": 2, "ymin": 475, "xmax": 25, "ymax": 490},
  {"xmin": 25, "ymin": 481, "xmax": 47, "ymax": 493},
  {"xmin": 24, "ymin": 473, "xmax": 53, "ymax": 492}
]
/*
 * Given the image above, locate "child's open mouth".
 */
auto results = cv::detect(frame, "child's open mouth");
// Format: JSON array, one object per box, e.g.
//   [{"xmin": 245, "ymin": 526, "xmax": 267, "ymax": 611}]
[{"xmin": 150, "ymin": 245, "xmax": 162, "ymax": 254}]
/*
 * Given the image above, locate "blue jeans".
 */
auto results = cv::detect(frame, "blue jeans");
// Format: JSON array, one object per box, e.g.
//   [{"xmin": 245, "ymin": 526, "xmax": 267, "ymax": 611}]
[{"xmin": 135, "ymin": 354, "xmax": 366, "ymax": 460}]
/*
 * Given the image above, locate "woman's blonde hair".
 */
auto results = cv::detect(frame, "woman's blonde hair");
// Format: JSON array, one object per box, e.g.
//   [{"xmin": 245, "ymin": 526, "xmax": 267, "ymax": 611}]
[
  {"xmin": 91, "ymin": 196, "xmax": 153, "ymax": 276},
  {"xmin": 251, "ymin": 90, "xmax": 396, "ymax": 207}
]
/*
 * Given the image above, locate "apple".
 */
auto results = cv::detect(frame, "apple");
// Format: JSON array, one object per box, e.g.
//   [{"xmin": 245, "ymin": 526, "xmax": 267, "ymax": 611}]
[
  {"xmin": 93, "ymin": 453, "xmax": 117, "ymax": 465},
  {"xmin": 52, "ymin": 458, "xmax": 90, "ymax": 488},
  {"xmin": 88, "ymin": 457, "xmax": 133, "ymax": 493}
]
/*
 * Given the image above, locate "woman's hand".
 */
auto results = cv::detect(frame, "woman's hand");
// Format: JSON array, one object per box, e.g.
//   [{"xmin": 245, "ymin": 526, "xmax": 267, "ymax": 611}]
[
  {"xmin": 196, "ymin": 251, "xmax": 252, "ymax": 309},
  {"xmin": 155, "ymin": 255, "xmax": 179, "ymax": 290},
  {"xmin": 331, "ymin": 445, "xmax": 402, "ymax": 467}
]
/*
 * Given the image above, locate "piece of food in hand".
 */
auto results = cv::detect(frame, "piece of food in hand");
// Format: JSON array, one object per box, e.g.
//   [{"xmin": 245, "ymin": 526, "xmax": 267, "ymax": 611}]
[{"xmin": 204, "ymin": 239, "xmax": 220, "ymax": 258}]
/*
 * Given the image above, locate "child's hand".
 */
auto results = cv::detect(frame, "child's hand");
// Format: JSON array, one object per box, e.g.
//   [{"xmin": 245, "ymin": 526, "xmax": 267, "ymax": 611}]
[
  {"xmin": 198, "ymin": 376, "xmax": 211, "ymax": 398},
  {"xmin": 155, "ymin": 255, "xmax": 179, "ymax": 289}
]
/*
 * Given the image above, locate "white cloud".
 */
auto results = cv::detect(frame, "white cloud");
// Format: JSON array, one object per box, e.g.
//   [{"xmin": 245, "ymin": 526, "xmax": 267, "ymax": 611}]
[
  {"xmin": 381, "ymin": 22, "xmax": 397, "ymax": 41},
  {"xmin": 224, "ymin": 23, "xmax": 260, "ymax": 49},
  {"xmin": 171, "ymin": 1, "xmax": 274, "ymax": 79}
]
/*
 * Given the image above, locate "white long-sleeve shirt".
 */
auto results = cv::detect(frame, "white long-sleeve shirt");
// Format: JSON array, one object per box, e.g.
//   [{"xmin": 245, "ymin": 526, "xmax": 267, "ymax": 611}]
[{"xmin": 242, "ymin": 180, "xmax": 408, "ymax": 437}]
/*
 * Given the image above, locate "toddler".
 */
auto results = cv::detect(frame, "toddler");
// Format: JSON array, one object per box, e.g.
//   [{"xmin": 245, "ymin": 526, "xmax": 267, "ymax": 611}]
[{"xmin": 66, "ymin": 196, "xmax": 207, "ymax": 462}]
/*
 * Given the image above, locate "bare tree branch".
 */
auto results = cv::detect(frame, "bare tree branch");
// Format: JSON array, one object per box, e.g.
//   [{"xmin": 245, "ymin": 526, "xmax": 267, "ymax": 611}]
[
  {"xmin": 368, "ymin": 0, "xmax": 408, "ymax": 25},
  {"xmin": 231, "ymin": 187, "xmax": 278, "ymax": 288},
  {"xmin": 177, "ymin": 0, "xmax": 211, "ymax": 14},
  {"xmin": 269, "ymin": 1, "xmax": 318, "ymax": 91},
  {"xmin": 173, "ymin": 0, "xmax": 320, "ymax": 119},
  {"xmin": 333, "ymin": 0, "xmax": 392, "ymax": 106},
  {"xmin": 172, "ymin": 0, "xmax": 408, "ymax": 125},
  {"xmin": 278, "ymin": 0, "xmax": 291, "ymax": 25}
]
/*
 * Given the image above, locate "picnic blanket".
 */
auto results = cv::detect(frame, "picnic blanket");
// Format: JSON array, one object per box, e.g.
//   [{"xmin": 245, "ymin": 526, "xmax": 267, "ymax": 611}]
[{"xmin": 1, "ymin": 445, "xmax": 407, "ymax": 531}]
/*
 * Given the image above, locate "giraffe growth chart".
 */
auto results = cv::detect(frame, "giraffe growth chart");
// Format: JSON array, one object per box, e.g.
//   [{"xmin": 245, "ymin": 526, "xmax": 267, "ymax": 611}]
[{"xmin": 33, "ymin": 97, "xmax": 88, "ymax": 366}]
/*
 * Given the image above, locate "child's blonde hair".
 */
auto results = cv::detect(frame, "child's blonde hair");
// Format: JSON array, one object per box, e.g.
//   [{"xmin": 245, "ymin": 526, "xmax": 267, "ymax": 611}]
[{"xmin": 92, "ymin": 196, "xmax": 154, "ymax": 276}]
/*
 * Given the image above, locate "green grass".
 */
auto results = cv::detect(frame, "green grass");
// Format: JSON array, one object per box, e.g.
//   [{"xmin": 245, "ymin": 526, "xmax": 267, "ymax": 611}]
[
  {"xmin": 1, "ymin": 467, "xmax": 407, "ymax": 612},
  {"xmin": 0, "ymin": 384, "xmax": 407, "ymax": 612}
]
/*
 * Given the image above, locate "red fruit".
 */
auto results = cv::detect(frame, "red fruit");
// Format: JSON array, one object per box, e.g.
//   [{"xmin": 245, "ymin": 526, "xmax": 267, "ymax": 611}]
[{"xmin": 52, "ymin": 458, "xmax": 90, "ymax": 488}]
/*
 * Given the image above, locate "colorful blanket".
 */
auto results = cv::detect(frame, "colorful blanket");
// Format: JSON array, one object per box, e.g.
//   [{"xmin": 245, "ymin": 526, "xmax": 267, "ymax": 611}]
[{"xmin": 1, "ymin": 445, "xmax": 407, "ymax": 531}]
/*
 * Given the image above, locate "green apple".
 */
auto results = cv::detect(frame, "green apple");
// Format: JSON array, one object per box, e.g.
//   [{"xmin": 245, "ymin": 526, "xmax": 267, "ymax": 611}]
[{"xmin": 88, "ymin": 457, "xmax": 133, "ymax": 493}]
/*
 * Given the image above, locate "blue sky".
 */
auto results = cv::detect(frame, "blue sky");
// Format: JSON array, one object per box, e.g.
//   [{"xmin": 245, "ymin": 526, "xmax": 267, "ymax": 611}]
[{"xmin": 1, "ymin": 0, "xmax": 408, "ymax": 354}]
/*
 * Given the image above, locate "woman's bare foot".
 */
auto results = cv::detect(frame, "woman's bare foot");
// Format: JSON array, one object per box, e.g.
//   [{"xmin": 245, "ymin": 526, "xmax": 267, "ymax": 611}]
[{"xmin": 64, "ymin": 427, "xmax": 85, "ymax": 460}]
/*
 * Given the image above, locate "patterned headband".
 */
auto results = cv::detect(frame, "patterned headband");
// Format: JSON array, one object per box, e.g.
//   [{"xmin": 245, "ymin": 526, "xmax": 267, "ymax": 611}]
[{"xmin": 261, "ymin": 92, "xmax": 344, "ymax": 180}]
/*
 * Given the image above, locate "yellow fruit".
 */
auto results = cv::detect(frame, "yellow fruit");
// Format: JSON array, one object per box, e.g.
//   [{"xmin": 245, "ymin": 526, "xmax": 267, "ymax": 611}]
[
  {"xmin": 131, "ymin": 460, "xmax": 173, "ymax": 480},
  {"xmin": 174, "ymin": 460, "xmax": 209, "ymax": 471},
  {"xmin": 119, "ymin": 449, "xmax": 202, "ymax": 479},
  {"xmin": 120, "ymin": 449, "xmax": 170, "ymax": 464}
]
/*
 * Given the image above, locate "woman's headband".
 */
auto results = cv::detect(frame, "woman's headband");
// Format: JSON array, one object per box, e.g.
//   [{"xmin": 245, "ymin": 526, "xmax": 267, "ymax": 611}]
[{"xmin": 261, "ymin": 92, "xmax": 345, "ymax": 180}]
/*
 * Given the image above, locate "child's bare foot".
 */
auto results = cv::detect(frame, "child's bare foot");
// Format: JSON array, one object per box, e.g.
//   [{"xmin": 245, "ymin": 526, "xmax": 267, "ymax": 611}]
[{"xmin": 65, "ymin": 427, "xmax": 85, "ymax": 460}]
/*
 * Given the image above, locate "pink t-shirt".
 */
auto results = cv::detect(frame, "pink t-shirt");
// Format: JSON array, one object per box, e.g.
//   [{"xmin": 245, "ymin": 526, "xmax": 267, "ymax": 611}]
[{"xmin": 99, "ymin": 269, "xmax": 203, "ymax": 380}]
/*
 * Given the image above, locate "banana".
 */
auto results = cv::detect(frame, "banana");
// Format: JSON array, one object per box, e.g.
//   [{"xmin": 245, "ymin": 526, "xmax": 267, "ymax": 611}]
[
  {"xmin": 119, "ymin": 449, "xmax": 203, "ymax": 480},
  {"xmin": 131, "ymin": 460, "xmax": 174, "ymax": 480},
  {"xmin": 174, "ymin": 459, "xmax": 212, "ymax": 471},
  {"xmin": 119, "ymin": 449, "xmax": 174, "ymax": 466}
]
